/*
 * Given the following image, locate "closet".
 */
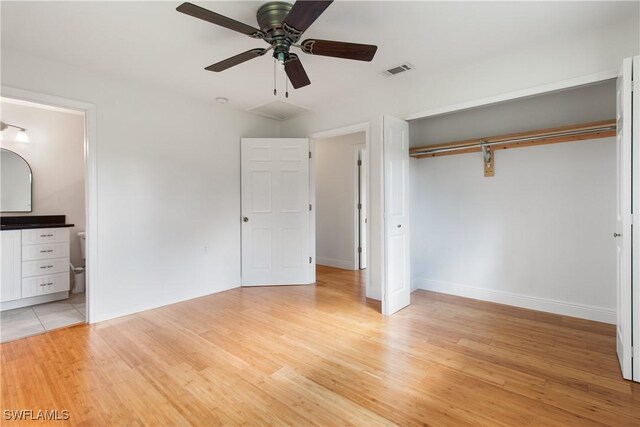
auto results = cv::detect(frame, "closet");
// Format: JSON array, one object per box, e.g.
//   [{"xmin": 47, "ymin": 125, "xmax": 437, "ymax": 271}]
[
  {"xmin": 408, "ymin": 66, "xmax": 640, "ymax": 382},
  {"xmin": 408, "ymin": 80, "xmax": 617, "ymax": 323}
]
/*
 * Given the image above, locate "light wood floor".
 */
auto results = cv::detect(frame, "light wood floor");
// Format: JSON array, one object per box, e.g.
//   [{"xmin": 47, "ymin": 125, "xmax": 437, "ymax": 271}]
[{"xmin": 1, "ymin": 266, "xmax": 639, "ymax": 426}]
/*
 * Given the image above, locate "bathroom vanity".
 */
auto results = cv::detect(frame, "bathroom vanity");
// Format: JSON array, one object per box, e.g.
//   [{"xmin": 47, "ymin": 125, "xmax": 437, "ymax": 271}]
[
  {"xmin": 1, "ymin": 216, "xmax": 74, "ymax": 311},
  {"xmin": 1, "ymin": 149, "xmax": 77, "ymax": 310}
]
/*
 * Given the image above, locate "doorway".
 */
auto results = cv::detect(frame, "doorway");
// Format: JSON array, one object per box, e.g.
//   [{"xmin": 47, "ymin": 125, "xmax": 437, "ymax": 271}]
[
  {"xmin": 311, "ymin": 126, "xmax": 370, "ymax": 296},
  {"xmin": 2, "ymin": 86, "xmax": 98, "ymax": 332},
  {"xmin": 403, "ymin": 61, "xmax": 639, "ymax": 382},
  {"xmin": 314, "ymin": 132, "xmax": 365, "ymax": 271},
  {"xmin": 0, "ymin": 97, "xmax": 89, "ymax": 342}
]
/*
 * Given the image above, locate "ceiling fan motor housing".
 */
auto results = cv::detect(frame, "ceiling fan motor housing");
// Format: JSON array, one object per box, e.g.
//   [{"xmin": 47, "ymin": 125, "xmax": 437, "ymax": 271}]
[{"xmin": 257, "ymin": 2, "xmax": 295, "ymax": 62}]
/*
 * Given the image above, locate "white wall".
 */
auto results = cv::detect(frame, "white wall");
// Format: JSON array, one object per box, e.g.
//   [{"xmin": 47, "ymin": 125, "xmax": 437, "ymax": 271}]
[
  {"xmin": 410, "ymin": 139, "xmax": 616, "ymax": 323},
  {"xmin": 1, "ymin": 49, "xmax": 280, "ymax": 322},
  {"xmin": 281, "ymin": 18, "xmax": 639, "ymax": 304},
  {"xmin": 315, "ymin": 132, "xmax": 365, "ymax": 270},
  {"xmin": 1, "ymin": 101, "xmax": 86, "ymax": 267}
]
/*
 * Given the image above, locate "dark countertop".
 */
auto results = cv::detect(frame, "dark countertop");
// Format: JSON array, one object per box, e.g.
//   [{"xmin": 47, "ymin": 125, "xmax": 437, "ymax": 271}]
[
  {"xmin": 1, "ymin": 215, "xmax": 75, "ymax": 231},
  {"xmin": 1, "ymin": 223, "xmax": 75, "ymax": 230}
]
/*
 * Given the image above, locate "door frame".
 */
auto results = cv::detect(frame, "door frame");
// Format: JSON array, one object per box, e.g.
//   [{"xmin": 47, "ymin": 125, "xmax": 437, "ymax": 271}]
[
  {"xmin": 354, "ymin": 144, "xmax": 367, "ymax": 270},
  {"xmin": 1, "ymin": 85, "xmax": 98, "ymax": 324},
  {"xmin": 309, "ymin": 122, "xmax": 371, "ymax": 294}
]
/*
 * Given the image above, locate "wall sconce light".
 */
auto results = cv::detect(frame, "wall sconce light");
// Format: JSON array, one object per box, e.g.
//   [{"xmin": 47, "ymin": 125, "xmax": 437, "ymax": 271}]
[{"xmin": 0, "ymin": 121, "xmax": 29, "ymax": 142}]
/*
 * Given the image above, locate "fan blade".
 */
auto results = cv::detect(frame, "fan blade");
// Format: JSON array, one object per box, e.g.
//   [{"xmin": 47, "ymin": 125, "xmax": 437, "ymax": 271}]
[
  {"xmin": 282, "ymin": 1, "xmax": 333, "ymax": 41},
  {"xmin": 300, "ymin": 39, "xmax": 377, "ymax": 62},
  {"xmin": 284, "ymin": 54, "xmax": 311, "ymax": 89},
  {"xmin": 177, "ymin": 2, "xmax": 264, "ymax": 39},
  {"xmin": 205, "ymin": 49, "xmax": 267, "ymax": 72}
]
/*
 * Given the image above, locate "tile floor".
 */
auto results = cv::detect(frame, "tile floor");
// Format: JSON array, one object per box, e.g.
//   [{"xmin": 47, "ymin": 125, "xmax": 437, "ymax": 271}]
[{"xmin": 1, "ymin": 293, "xmax": 85, "ymax": 343}]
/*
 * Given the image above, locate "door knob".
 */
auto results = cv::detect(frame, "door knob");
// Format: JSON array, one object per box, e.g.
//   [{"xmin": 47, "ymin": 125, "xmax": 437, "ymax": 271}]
[
  {"xmin": 243, "ymin": 217, "xmax": 249, "ymax": 223},
  {"xmin": 397, "ymin": 224, "xmax": 402, "ymax": 228},
  {"xmin": 613, "ymin": 232, "xmax": 622, "ymax": 237}
]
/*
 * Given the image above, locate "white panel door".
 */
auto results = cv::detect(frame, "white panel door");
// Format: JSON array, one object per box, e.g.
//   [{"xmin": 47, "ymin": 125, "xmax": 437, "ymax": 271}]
[
  {"xmin": 383, "ymin": 116, "xmax": 411, "ymax": 315},
  {"xmin": 616, "ymin": 57, "xmax": 633, "ymax": 380},
  {"xmin": 1, "ymin": 230, "xmax": 22, "ymax": 302},
  {"xmin": 241, "ymin": 138, "xmax": 312, "ymax": 286}
]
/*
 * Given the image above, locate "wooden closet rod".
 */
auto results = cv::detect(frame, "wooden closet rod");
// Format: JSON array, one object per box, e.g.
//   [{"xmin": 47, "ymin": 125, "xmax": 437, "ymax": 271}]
[{"xmin": 410, "ymin": 119, "xmax": 616, "ymax": 158}]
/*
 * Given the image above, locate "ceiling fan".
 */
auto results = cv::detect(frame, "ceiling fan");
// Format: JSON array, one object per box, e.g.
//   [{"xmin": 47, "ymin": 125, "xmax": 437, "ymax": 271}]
[{"xmin": 176, "ymin": 1, "xmax": 378, "ymax": 90}]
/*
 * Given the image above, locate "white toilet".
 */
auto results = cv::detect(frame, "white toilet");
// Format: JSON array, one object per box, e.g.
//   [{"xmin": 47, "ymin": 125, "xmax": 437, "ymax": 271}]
[{"xmin": 72, "ymin": 232, "xmax": 86, "ymax": 294}]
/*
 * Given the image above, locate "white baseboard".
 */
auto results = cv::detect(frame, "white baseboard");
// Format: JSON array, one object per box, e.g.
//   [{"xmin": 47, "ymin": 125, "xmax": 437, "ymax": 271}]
[
  {"xmin": 91, "ymin": 282, "xmax": 239, "ymax": 323},
  {"xmin": 317, "ymin": 257, "xmax": 356, "ymax": 270},
  {"xmin": 412, "ymin": 278, "xmax": 615, "ymax": 324}
]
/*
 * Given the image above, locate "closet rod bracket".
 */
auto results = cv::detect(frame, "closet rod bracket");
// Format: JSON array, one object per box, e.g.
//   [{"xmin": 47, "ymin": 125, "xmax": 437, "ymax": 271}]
[{"xmin": 481, "ymin": 141, "xmax": 494, "ymax": 177}]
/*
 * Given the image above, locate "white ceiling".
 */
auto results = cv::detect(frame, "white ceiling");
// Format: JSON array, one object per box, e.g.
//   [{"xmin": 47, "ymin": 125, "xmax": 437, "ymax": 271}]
[{"xmin": 2, "ymin": 1, "xmax": 637, "ymax": 115}]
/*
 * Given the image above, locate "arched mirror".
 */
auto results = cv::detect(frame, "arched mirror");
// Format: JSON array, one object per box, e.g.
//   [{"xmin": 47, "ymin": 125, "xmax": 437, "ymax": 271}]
[{"xmin": 1, "ymin": 148, "xmax": 32, "ymax": 212}]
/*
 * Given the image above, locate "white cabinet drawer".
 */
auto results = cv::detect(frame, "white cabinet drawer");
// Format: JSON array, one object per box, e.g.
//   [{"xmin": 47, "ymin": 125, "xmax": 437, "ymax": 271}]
[
  {"xmin": 22, "ymin": 257, "xmax": 69, "ymax": 278},
  {"xmin": 22, "ymin": 243, "xmax": 70, "ymax": 261},
  {"xmin": 22, "ymin": 228, "xmax": 70, "ymax": 245},
  {"xmin": 22, "ymin": 272, "xmax": 69, "ymax": 298}
]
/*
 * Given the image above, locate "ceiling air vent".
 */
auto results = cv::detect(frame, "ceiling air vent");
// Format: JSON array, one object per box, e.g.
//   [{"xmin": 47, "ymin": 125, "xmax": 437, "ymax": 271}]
[{"xmin": 381, "ymin": 63, "xmax": 413, "ymax": 77}]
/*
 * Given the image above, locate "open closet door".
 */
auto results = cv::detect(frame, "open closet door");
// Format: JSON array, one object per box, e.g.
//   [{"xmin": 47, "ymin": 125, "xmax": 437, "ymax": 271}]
[
  {"xmin": 383, "ymin": 116, "xmax": 411, "ymax": 315},
  {"xmin": 633, "ymin": 56, "xmax": 640, "ymax": 382},
  {"xmin": 241, "ymin": 138, "xmax": 313, "ymax": 286},
  {"xmin": 616, "ymin": 57, "xmax": 637, "ymax": 381}
]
